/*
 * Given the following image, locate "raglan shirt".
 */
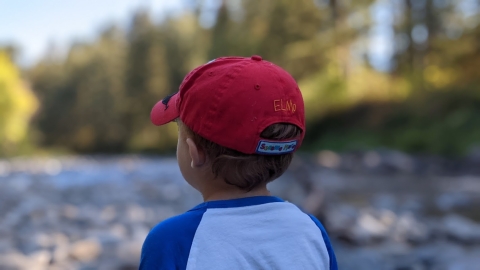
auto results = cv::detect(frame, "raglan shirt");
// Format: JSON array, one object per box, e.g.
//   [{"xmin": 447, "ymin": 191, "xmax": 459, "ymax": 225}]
[{"xmin": 140, "ymin": 196, "xmax": 338, "ymax": 270}]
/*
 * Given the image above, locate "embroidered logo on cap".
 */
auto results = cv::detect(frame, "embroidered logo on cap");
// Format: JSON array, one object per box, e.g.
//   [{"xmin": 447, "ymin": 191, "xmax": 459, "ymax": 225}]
[
  {"xmin": 256, "ymin": 140, "xmax": 298, "ymax": 155},
  {"xmin": 273, "ymin": 99, "xmax": 296, "ymax": 113}
]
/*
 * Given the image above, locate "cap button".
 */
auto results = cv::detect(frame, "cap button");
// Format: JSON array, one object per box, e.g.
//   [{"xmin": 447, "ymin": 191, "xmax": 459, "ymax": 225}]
[{"xmin": 251, "ymin": 55, "xmax": 262, "ymax": 61}]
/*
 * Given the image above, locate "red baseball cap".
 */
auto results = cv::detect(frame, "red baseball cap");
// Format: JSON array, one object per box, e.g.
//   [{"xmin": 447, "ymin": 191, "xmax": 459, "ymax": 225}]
[{"xmin": 151, "ymin": 55, "xmax": 305, "ymax": 155}]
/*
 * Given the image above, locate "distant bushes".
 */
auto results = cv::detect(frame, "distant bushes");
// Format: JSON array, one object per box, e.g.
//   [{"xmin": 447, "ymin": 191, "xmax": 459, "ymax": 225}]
[{"xmin": 305, "ymin": 87, "xmax": 480, "ymax": 156}]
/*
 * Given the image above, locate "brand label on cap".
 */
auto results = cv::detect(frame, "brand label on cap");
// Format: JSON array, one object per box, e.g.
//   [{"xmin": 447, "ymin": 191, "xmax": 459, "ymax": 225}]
[{"xmin": 256, "ymin": 140, "xmax": 298, "ymax": 155}]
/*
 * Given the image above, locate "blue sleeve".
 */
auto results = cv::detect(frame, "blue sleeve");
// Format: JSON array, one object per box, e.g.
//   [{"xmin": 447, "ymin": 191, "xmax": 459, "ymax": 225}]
[
  {"xmin": 140, "ymin": 208, "xmax": 206, "ymax": 270},
  {"xmin": 308, "ymin": 214, "xmax": 338, "ymax": 270}
]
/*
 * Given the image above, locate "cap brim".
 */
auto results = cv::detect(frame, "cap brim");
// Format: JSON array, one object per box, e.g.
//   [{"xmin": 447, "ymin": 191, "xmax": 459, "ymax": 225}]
[{"xmin": 150, "ymin": 93, "xmax": 180, "ymax": 126}]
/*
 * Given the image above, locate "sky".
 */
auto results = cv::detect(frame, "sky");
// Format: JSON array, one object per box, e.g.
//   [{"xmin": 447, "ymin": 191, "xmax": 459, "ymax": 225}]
[{"xmin": 0, "ymin": 0, "xmax": 185, "ymax": 66}]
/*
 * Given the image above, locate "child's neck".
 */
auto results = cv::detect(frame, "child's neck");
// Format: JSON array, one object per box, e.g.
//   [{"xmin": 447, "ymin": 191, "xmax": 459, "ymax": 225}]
[{"xmin": 201, "ymin": 185, "xmax": 271, "ymax": 202}]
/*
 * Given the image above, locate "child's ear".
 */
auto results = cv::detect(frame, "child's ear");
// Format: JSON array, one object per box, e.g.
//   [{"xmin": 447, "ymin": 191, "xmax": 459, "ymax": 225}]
[{"xmin": 186, "ymin": 138, "xmax": 206, "ymax": 168}]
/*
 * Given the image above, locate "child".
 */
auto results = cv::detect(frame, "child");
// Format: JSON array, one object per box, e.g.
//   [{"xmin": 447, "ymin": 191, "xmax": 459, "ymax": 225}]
[{"xmin": 141, "ymin": 55, "xmax": 337, "ymax": 270}]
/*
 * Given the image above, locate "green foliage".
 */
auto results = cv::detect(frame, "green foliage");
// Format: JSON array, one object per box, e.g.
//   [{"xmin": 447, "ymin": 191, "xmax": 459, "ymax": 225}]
[
  {"xmin": 0, "ymin": 50, "xmax": 38, "ymax": 156},
  {"xmin": 19, "ymin": 0, "xmax": 480, "ymax": 156},
  {"xmin": 305, "ymin": 88, "xmax": 480, "ymax": 156}
]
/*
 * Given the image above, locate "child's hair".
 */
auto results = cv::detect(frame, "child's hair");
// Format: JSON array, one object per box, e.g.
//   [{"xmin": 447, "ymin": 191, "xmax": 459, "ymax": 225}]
[{"xmin": 180, "ymin": 121, "xmax": 301, "ymax": 191}]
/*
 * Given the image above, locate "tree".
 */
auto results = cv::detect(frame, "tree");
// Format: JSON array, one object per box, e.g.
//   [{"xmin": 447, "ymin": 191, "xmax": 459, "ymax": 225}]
[{"xmin": 0, "ymin": 50, "xmax": 38, "ymax": 156}]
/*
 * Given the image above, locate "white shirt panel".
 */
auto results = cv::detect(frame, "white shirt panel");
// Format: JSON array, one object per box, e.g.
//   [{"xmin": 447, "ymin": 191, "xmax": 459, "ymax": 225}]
[{"xmin": 186, "ymin": 202, "xmax": 329, "ymax": 270}]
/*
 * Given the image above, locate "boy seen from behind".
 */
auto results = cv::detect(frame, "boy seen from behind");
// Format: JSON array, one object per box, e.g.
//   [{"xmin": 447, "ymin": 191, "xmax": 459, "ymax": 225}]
[{"xmin": 141, "ymin": 55, "xmax": 337, "ymax": 270}]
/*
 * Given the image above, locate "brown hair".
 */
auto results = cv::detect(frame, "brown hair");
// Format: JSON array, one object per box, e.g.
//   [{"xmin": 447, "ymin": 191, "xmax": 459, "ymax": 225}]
[{"xmin": 180, "ymin": 121, "xmax": 302, "ymax": 191}]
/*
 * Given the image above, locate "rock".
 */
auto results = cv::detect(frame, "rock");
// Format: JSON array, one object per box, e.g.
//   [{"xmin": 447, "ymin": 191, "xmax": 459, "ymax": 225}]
[
  {"xmin": 0, "ymin": 250, "xmax": 51, "ymax": 270},
  {"xmin": 436, "ymin": 192, "xmax": 471, "ymax": 211},
  {"xmin": 34, "ymin": 233, "xmax": 54, "ymax": 248},
  {"xmin": 62, "ymin": 205, "xmax": 79, "ymax": 219},
  {"xmin": 334, "ymin": 243, "xmax": 395, "ymax": 270},
  {"xmin": 329, "ymin": 207, "xmax": 429, "ymax": 245},
  {"xmin": 44, "ymin": 159, "xmax": 62, "ymax": 176},
  {"xmin": 325, "ymin": 204, "xmax": 358, "ymax": 235},
  {"xmin": 0, "ymin": 239, "xmax": 12, "ymax": 253},
  {"xmin": 159, "ymin": 184, "xmax": 182, "ymax": 201},
  {"xmin": 54, "ymin": 243, "xmax": 70, "ymax": 263},
  {"xmin": 444, "ymin": 248, "xmax": 480, "ymax": 270},
  {"xmin": 392, "ymin": 213, "xmax": 429, "ymax": 243},
  {"xmin": 380, "ymin": 150, "xmax": 415, "ymax": 173},
  {"xmin": 363, "ymin": 151, "xmax": 381, "ymax": 168},
  {"xmin": 442, "ymin": 214, "xmax": 480, "ymax": 243},
  {"xmin": 371, "ymin": 193, "xmax": 397, "ymax": 212},
  {"xmin": 53, "ymin": 233, "xmax": 70, "ymax": 247},
  {"xmin": 29, "ymin": 249, "xmax": 52, "ymax": 267},
  {"xmin": 349, "ymin": 209, "xmax": 396, "ymax": 244},
  {"xmin": 69, "ymin": 239, "xmax": 102, "ymax": 262},
  {"xmin": 413, "ymin": 241, "xmax": 480, "ymax": 270},
  {"xmin": 100, "ymin": 205, "xmax": 116, "ymax": 222},
  {"xmin": 116, "ymin": 240, "xmax": 143, "ymax": 264},
  {"xmin": 467, "ymin": 145, "xmax": 480, "ymax": 161},
  {"xmin": 317, "ymin": 151, "xmax": 341, "ymax": 169},
  {"xmin": 0, "ymin": 251, "xmax": 30, "ymax": 270},
  {"xmin": 0, "ymin": 160, "xmax": 11, "ymax": 177},
  {"xmin": 399, "ymin": 195, "xmax": 424, "ymax": 214},
  {"xmin": 126, "ymin": 204, "xmax": 147, "ymax": 223},
  {"xmin": 131, "ymin": 225, "xmax": 150, "ymax": 242}
]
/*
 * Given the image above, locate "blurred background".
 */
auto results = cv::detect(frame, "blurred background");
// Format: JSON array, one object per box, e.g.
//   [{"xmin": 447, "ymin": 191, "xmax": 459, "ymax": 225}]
[{"xmin": 1, "ymin": 0, "xmax": 480, "ymax": 269}]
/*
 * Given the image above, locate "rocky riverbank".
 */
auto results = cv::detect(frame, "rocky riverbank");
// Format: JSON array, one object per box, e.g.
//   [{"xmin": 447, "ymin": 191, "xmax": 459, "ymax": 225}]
[{"xmin": 0, "ymin": 151, "xmax": 479, "ymax": 270}]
